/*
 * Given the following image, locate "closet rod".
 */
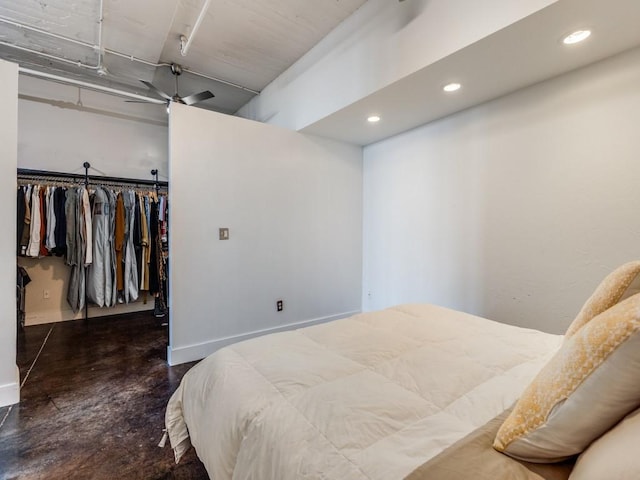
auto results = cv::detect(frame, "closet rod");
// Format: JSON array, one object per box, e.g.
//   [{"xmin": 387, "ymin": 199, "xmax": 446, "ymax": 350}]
[{"xmin": 17, "ymin": 168, "xmax": 168, "ymax": 188}]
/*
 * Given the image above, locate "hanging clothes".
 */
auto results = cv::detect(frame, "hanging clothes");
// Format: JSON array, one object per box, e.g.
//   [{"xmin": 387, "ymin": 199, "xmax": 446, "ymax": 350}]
[
  {"xmin": 149, "ymin": 194, "xmax": 168, "ymax": 317},
  {"xmin": 114, "ymin": 192, "xmax": 125, "ymax": 296},
  {"xmin": 45, "ymin": 186, "xmax": 57, "ymax": 252},
  {"xmin": 17, "ymin": 184, "xmax": 68, "ymax": 258},
  {"xmin": 65, "ymin": 187, "xmax": 93, "ymax": 313},
  {"xmin": 66, "ymin": 188, "xmax": 83, "ymax": 312},
  {"xmin": 87, "ymin": 187, "xmax": 111, "ymax": 308},
  {"xmin": 133, "ymin": 193, "xmax": 142, "ymax": 288},
  {"xmin": 65, "ymin": 188, "xmax": 76, "ymax": 265},
  {"xmin": 81, "ymin": 187, "xmax": 92, "ymax": 265},
  {"xmin": 16, "ymin": 187, "xmax": 26, "ymax": 256},
  {"xmin": 123, "ymin": 190, "xmax": 139, "ymax": 303},
  {"xmin": 19, "ymin": 186, "xmax": 32, "ymax": 256},
  {"xmin": 26, "ymin": 186, "xmax": 41, "ymax": 257},
  {"xmin": 38, "ymin": 187, "xmax": 48, "ymax": 257},
  {"xmin": 17, "ymin": 173, "xmax": 168, "ymax": 315},
  {"xmin": 139, "ymin": 194, "xmax": 150, "ymax": 292},
  {"xmin": 51, "ymin": 187, "xmax": 67, "ymax": 257},
  {"xmin": 149, "ymin": 199, "xmax": 159, "ymax": 296},
  {"xmin": 105, "ymin": 190, "xmax": 118, "ymax": 307}
]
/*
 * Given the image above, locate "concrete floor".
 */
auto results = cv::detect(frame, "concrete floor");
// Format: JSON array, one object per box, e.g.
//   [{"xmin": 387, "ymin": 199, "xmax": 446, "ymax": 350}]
[{"xmin": 0, "ymin": 312, "xmax": 209, "ymax": 479}]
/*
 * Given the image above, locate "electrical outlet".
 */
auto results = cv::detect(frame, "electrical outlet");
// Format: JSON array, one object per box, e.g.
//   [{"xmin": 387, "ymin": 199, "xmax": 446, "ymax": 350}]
[
  {"xmin": 43, "ymin": 290, "xmax": 50, "ymax": 299},
  {"xmin": 219, "ymin": 228, "xmax": 229, "ymax": 240},
  {"xmin": 276, "ymin": 299, "xmax": 283, "ymax": 312}
]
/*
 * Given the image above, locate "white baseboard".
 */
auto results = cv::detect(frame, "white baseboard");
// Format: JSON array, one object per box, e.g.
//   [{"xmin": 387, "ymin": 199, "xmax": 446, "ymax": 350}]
[
  {"xmin": 25, "ymin": 302, "xmax": 153, "ymax": 326},
  {"xmin": 167, "ymin": 310, "xmax": 361, "ymax": 366},
  {"xmin": 0, "ymin": 366, "xmax": 20, "ymax": 407}
]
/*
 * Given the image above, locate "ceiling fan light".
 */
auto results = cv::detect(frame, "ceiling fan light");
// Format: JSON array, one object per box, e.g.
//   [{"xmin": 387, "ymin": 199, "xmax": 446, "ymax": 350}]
[{"xmin": 140, "ymin": 64, "xmax": 215, "ymax": 108}]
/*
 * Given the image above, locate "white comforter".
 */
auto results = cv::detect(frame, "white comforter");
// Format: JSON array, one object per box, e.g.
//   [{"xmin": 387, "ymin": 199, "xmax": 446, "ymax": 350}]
[{"xmin": 166, "ymin": 304, "xmax": 562, "ymax": 480}]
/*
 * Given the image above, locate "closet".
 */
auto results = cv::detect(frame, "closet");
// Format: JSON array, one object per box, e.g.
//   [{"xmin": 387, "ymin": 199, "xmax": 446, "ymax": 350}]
[{"xmin": 16, "ymin": 165, "xmax": 168, "ymax": 327}]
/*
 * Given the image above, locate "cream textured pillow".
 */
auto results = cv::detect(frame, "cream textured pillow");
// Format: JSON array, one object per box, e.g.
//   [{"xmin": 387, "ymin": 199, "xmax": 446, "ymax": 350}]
[
  {"xmin": 565, "ymin": 261, "xmax": 640, "ymax": 338},
  {"xmin": 493, "ymin": 293, "xmax": 640, "ymax": 462},
  {"xmin": 569, "ymin": 407, "xmax": 640, "ymax": 480}
]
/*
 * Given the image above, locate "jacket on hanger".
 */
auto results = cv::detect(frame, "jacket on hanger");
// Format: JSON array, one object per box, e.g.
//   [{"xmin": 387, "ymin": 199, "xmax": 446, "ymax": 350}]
[{"xmin": 87, "ymin": 187, "xmax": 111, "ymax": 308}]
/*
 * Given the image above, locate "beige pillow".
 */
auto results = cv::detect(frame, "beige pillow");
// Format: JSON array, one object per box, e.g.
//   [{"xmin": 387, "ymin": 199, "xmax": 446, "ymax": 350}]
[
  {"xmin": 569, "ymin": 407, "xmax": 640, "ymax": 480},
  {"xmin": 565, "ymin": 261, "xmax": 640, "ymax": 338},
  {"xmin": 493, "ymin": 293, "xmax": 640, "ymax": 462}
]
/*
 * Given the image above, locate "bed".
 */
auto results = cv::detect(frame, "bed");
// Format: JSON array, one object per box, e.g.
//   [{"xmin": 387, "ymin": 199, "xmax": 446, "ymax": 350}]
[
  {"xmin": 167, "ymin": 262, "xmax": 640, "ymax": 479},
  {"xmin": 165, "ymin": 303, "xmax": 567, "ymax": 479}
]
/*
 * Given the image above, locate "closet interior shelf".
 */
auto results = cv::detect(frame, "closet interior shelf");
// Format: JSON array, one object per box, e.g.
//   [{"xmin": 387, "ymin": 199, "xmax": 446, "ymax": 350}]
[{"xmin": 17, "ymin": 168, "xmax": 168, "ymax": 191}]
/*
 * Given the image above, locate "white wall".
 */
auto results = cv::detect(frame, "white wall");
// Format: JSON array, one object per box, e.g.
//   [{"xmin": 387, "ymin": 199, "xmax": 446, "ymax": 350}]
[
  {"xmin": 19, "ymin": 76, "xmax": 168, "ymax": 179},
  {"xmin": 0, "ymin": 59, "xmax": 19, "ymax": 407},
  {"xmin": 17, "ymin": 75, "xmax": 169, "ymax": 323},
  {"xmin": 237, "ymin": 0, "xmax": 556, "ymax": 131},
  {"xmin": 17, "ymin": 256, "xmax": 158, "ymax": 325},
  {"xmin": 168, "ymin": 104, "xmax": 362, "ymax": 364},
  {"xmin": 363, "ymin": 46, "xmax": 640, "ymax": 334}
]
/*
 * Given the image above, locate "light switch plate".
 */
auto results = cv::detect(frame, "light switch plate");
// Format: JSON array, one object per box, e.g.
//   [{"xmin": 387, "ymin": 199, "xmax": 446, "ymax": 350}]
[{"xmin": 219, "ymin": 228, "xmax": 229, "ymax": 240}]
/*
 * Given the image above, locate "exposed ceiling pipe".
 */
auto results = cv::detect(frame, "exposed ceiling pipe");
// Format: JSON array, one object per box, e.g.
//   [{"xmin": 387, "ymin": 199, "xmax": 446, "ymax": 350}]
[
  {"xmin": 0, "ymin": 14, "xmax": 99, "ymax": 70},
  {"xmin": 107, "ymin": 49, "xmax": 172, "ymax": 68},
  {"xmin": 19, "ymin": 93, "xmax": 168, "ymax": 127},
  {"xmin": 0, "ymin": 41, "xmax": 100, "ymax": 70},
  {"xmin": 0, "ymin": 39, "xmax": 175, "ymax": 76},
  {"xmin": 183, "ymin": 67, "xmax": 260, "ymax": 95},
  {"xmin": 180, "ymin": 0, "xmax": 212, "ymax": 57},
  {"xmin": 0, "ymin": 15, "xmax": 92, "ymax": 50},
  {"xmin": 95, "ymin": 0, "xmax": 106, "ymax": 75},
  {"xmin": 19, "ymin": 67, "xmax": 166, "ymax": 105},
  {"xmin": 0, "ymin": 14, "xmax": 171, "ymax": 68},
  {"xmin": 0, "ymin": 14, "xmax": 259, "ymax": 94}
]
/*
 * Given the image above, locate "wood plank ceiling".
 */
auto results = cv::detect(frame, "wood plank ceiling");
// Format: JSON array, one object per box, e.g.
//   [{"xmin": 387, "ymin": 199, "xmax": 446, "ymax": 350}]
[{"xmin": 0, "ymin": 0, "xmax": 368, "ymax": 114}]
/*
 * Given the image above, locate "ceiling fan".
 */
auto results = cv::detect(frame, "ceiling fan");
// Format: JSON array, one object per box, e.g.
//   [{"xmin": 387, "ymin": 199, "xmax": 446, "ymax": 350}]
[{"xmin": 138, "ymin": 63, "xmax": 214, "ymax": 107}]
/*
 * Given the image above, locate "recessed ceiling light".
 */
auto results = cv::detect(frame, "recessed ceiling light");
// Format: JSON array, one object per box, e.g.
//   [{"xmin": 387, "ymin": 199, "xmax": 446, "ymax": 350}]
[
  {"xmin": 563, "ymin": 29, "xmax": 591, "ymax": 45},
  {"xmin": 443, "ymin": 82, "xmax": 462, "ymax": 93},
  {"xmin": 367, "ymin": 115, "xmax": 381, "ymax": 123}
]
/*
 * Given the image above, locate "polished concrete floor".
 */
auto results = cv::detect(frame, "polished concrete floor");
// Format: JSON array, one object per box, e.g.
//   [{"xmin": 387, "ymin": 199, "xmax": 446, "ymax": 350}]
[{"xmin": 0, "ymin": 312, "xmax": 209, "ymax": 479}]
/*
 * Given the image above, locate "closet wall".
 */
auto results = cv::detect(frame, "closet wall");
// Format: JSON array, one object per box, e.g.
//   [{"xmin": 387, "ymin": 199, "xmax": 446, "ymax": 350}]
[
  {"xmin": 0, "ymin": 59, "xmax": 19, "ymax": 407},
  {"xmin": 362, "ymin": 46, "xmax": 640, "ymax": 334},
  {"xmin": 168, "ymin": 105, "xmax": 362, "ymax": 365},
  {"xmin": 17, "ymin": 75, "xmax": 168, "ymax": 324}
]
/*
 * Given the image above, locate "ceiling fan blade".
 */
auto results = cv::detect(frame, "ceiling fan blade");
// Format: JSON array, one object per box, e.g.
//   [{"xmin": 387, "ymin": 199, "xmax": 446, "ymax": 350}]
[
  {"xmin": 140, "ymin": 80, "xmax": 172, "ymax": 101},
  {"xmin": 181, "ymin": 90, "xmax": 215, "ymax": 106},
  {"xmin": 125, "ymin": 100, "xmax": 155, "ymax": 103}
]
